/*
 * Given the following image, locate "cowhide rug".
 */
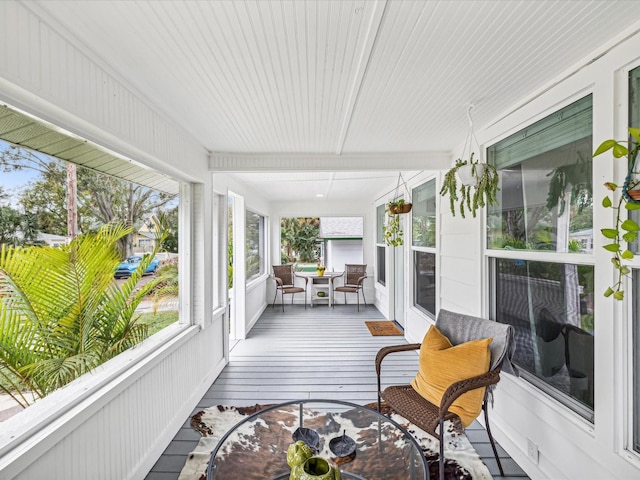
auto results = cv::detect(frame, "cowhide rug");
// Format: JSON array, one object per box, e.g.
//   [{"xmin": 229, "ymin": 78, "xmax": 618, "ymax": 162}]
[{"xmin": 178, "ymin": 403, "xmax": 492, "ymax": 480}]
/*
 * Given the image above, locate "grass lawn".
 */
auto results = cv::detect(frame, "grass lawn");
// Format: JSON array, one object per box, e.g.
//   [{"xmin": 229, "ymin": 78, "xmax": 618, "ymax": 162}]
[{"xmin": 137, "ymin": 310, "xmax": 179, "ymax": 336}]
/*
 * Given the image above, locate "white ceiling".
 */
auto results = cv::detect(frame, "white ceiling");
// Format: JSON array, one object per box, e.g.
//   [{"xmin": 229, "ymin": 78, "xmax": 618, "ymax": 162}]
[{"xmin": 24, "ymin": 0, "xmax": 640, "ymax": 202}]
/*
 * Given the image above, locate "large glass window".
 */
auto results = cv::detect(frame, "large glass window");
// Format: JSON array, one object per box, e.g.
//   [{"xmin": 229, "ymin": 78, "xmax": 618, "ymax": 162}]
[
  {"xmin": 487, "ymin": 96, "xmax": 594, "ymax": 420},
  {"xmin": 0, "ymin": 110, "xmax": 182, "ymax": 416},
  {"xmin": 376, "ymin": 204, "xmax": 386, "ymax": 285},
  {"xmin": 412, "ymin": 180, "xmax": 436, "ymax": 316},
  {"xmin": 492, "ymin": 259, "xmax": 594, "ymax": 418},
  {"xmin": 630, "ymin": 65, "xmax": 640, "ymax": 454},
  {"xmin": 245, "ymin": 210, "xmax": 265, "ymax": 280},
  {"xmin": 487, "ymin": 96, "xmax": 593, "ymax": 253}
]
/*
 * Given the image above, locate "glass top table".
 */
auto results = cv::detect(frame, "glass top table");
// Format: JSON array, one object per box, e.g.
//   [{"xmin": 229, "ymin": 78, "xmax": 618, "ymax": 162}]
[{"xmin": 206, "ymin": 399, "xmax": 428, "ymax": 480}]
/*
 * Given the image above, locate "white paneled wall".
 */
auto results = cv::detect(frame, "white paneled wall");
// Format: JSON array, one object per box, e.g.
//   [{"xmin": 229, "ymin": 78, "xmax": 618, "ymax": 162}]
[
  {"xmin": 0, "ymin": 2, "xmax": 216, "ymax": 479},
  {"xmin": 0, "ymin": 1, "xmax": 207, "ymax": 181},
  {"xmin": 0, "ymin": 322, "xmax": 226, "ymax": 479}
]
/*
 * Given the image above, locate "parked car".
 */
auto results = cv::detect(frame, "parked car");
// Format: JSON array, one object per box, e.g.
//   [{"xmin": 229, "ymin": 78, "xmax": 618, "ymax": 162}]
[{"xmin": 114, "ymin": 255, "xmax": 160, "ymax": 278}]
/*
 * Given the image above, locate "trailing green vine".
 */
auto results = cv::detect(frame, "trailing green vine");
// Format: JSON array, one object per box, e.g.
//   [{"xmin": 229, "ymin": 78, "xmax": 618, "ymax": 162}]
[
  {"xmin": 594, "ymin": 127, "xmax": 640, "ymax": 300},
  {"xmin": 439, "ymin": 152, "xmax": 499, "ymax": 218},
  {"xmin": 383, "ymin": 210, "xmax": 403, "ymax": 246}
]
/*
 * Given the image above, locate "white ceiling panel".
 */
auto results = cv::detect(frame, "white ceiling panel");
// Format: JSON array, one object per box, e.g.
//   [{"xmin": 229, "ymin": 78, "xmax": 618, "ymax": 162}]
[{"xmin": 13, "ymin": 0, "xmax": 640, "ymax": 201}]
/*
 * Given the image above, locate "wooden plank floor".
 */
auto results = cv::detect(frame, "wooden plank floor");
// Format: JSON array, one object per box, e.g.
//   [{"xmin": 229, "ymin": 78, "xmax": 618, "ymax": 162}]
[{"xmin": 146, "ymin": 305, "xmax": 530, "ymax": 479}]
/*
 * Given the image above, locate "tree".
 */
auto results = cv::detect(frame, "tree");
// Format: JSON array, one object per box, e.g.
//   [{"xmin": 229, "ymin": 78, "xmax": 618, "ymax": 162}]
[
  {"xmin": 0, "ymin": 223, "xmax": 168, "ymax": 408},
  {"xmin": 160, "ymin": 205, "xmax": 178, "ymax": 253},
  {"xmin": 3, "ymin": 143, "xmax": 177, "ymax": 257},
  {"xmin": 19, "ymin": 163, "xmax": 68, "ymax": 236},
  {"xmin": 0, "ymin": 205, "xmax": 21, "ymax": 246},
  {"xmin": 78, "ymin": 169, "xmax": 176, "ymax": 258},
  {"xmin": 280, "ymin": 217, "xmax": 320, "ymax": 263}
]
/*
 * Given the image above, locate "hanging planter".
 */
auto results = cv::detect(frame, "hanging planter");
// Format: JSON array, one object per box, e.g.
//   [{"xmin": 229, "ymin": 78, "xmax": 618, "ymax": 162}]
[
  {"xmin": 386, "ymin": 173, "xmax": 412, "ymax": 214},
  {"xmin": 456, "ymin": 162, "xmax": 488, "ymax": 187},
  {"xmin": 388, "ymin": 199, "xmax": 412, "ymax": 214},
  {"xmin": 439, "ymin": 106, "xmax": 499, "ymax": 218},
  {"xmin": 383, "ymin": 173, "xmax": 411, "ymax": 246}
]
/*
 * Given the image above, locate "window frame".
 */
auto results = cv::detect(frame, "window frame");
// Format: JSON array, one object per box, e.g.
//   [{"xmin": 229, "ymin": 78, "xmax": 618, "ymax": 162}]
[
  {"xmin": 485, "ymin": 95, "xmax": 595, "ymax": 422},
  {"xmin": 411, "ymin": 178, "xmax": 437, "ymax": 318},
  {"xmin": 245, "ymin": 209, "xmax": 265, "ymax": 282},
  {"xmin": 627, "ymin": 62, "xmax": 640, "ymax": 456}
]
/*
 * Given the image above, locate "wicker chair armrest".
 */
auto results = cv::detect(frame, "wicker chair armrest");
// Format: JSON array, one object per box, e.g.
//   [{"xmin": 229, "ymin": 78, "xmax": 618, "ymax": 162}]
[
  {"xmin": 375, "ymin": 343, "xmax": 421, "ymax": 376},
  {"xmin": 273, "ymin": 276, "xmax": 283, "ymax": 287},
  {"xmin": 293, "ymin": 273, "xmax": 309, "ymax": 286},
  {"xmin": 357, "ymin": 275, "xmax": 367, "ymax": 285},
  {"xmin": 439, "ymin": 369, "xmax": 501, "ymax": 416}
]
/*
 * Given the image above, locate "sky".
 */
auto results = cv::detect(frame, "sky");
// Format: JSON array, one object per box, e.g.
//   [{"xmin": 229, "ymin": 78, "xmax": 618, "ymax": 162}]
[{"xmin": 0, "ymin": 139, "xmax": 47, "ymax": 207}]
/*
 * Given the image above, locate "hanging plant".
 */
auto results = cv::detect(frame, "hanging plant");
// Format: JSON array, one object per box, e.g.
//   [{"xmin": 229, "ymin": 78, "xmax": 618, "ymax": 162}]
[
  {"xmin": 439, "ymin": 106, "xmax": 500, "ymax": 218},
  {"xmin": 387, "ymin": 198, "xmax": 412, "ymax": 214},
  {"xmin": 593, "ymin": 127, "xmax": 640, "ymax": 300},
  {"xmin": 440, "ymin": 152, "xmax": 499, "ymax": 218},
  {"xmin": 383, "ymin": 209, "xmax": 403, "ymax": 246}
]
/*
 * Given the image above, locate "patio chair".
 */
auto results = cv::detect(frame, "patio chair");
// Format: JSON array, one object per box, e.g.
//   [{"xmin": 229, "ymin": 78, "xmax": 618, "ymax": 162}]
[
  {"xmin": 376, "ymin": 309, "xmax": 518, "ymax": 480},
  {"xmin": 333, "ymin": 264, "xmax": 367, "ymax": 311},
  {"xmin": 272, "ymin": 265, "xmax": 307, "ymax": 312}
]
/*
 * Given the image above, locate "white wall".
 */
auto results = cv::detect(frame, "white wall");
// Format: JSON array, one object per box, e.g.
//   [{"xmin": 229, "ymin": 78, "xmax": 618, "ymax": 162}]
[
  {"xmin": 430, "ymin": 28, "xmax": 640, "ymax": 480},
  {"xmin": 212, "ymin": 173, "xmax": 271, "ymax": 338},
  {"xmin": 0, "ymin": 2, "xmax": 222, "ymax": 478}
]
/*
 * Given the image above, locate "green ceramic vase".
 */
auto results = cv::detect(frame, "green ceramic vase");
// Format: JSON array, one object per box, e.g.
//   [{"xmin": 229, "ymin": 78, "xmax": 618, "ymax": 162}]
[
  {"xmin": 287, "ymin": 441, "xmax": 313, "ymax": 470},
  {"xmin": 291, "ymin": 456, "xmax": 342, "ymax": 480}
]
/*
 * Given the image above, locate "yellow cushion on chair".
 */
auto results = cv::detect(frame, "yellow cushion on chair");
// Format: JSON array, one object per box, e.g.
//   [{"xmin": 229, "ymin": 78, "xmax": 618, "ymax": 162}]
[{"xmin": 410, "ymin": 325, "xmax": 493, "ymax": 427}]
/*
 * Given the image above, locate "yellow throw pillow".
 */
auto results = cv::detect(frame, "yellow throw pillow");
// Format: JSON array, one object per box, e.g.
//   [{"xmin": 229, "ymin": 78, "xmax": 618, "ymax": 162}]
[{"xmin": 410, "ymin": 325, "xmax": 493, "ymax": 427}]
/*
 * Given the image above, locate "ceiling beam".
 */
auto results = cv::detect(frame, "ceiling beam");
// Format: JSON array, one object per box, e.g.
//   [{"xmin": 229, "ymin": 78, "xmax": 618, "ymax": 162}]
[{"xmin": 209, "ymin": 150, "xmax": 450, "ymax": 172}]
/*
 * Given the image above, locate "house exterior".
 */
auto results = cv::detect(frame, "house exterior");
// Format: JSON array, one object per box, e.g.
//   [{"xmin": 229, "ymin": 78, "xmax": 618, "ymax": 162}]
[
  {"xmin": 319, "ymin": 216, "xmax": 364, "ymax": 273},
  {"xmin": 1, "ymin": 2, "xmax": 640, "ymax": 480}
]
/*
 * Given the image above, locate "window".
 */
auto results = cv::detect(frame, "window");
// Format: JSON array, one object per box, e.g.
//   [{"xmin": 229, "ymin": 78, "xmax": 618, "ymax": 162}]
[
  {"xmin": 487, "ymin": 96, "xmax": 594, "ymax": 420},
  {"xmin": 412, "ymin": 180, "xmax": 436, "ymax": 316},
  {"xmin": 245, "ymin": 210, "xmax": 265, "ymax": 280},
  {"xmin": 492, "ymin": 259, "xmax": 594, "ymax": 417},
  {"xmin": 0, "ymin": 106, "xmax": 183, "ymax": 413},
  {"xmin": 487, "ymin": 96, "xmax": 593, "ymax": 253},
  {"xmin": 376, "ymin": 204, "xmax": 386, "ymax": 285},
  {"xmin": 633, "ymin": 270, "xmax": 640, "ymax": 453},
  {"xmin": 630, "ymin": 65, "xmax": 640, "ymax": 453}
]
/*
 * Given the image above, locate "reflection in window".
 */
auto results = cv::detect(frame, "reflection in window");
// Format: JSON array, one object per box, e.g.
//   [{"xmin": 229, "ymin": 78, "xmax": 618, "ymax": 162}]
[
  {"xmin": 245, "ymin": 210, "xmax": 264, "ymax": 280},
  {"xmin": 412, "ymin": 181, "xmax": 436, "ymax": 248},
  {"xmin": 629, "ymin": 66, "xmax": 640, "ymax": 254},
  {"xmin": 414, "ymin": 251, "xmax": 435, "ymax": 315},
  {"xmin": 487, "ymin": 96, "xmax": 593, "ymax": 253},
  {"xmin": 493, "ymin": 258, "xmax": 594, "ymax": 418}
]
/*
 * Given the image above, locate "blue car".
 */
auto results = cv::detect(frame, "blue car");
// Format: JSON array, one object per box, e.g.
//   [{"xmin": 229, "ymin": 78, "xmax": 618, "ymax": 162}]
[{"xmin": 114, "ymin": 255, "xmax": 160, "ymax": 278}]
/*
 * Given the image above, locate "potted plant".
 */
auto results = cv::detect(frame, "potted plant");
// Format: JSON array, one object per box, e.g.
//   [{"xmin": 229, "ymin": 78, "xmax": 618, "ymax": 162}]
[
  {"xmin": 387, "ymin": 198, "xmax": 412, "ymax": 214},
  {"xmin": 382, "ymin": 210, "xmax": 403, "ymax": 246},
  {"xmin": 593, "ymin": 127, "xmax": 640, "ymax": 300},
  {"xmin": 439, "ymin": 152, "xmax": 499, "ymax": 218}
]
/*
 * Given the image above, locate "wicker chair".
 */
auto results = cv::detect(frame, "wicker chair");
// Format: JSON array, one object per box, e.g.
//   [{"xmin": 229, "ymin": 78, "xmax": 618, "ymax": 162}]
[
  {"xmin": 272, "ymin": 265, "xmax": 307, "ymax": 312},
  {"xmin": 376, "ymin": 309, "xmax": 517, "ymax": 480},
  {"xmin": 333, "ymin": 264, "xmax": 367, "ymax": 311}
]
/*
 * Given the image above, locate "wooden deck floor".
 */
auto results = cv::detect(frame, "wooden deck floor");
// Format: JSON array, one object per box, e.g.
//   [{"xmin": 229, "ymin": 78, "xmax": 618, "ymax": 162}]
[{"xmin": 145, "ymin": 305, "xmax": 530, "ymax": 479}]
